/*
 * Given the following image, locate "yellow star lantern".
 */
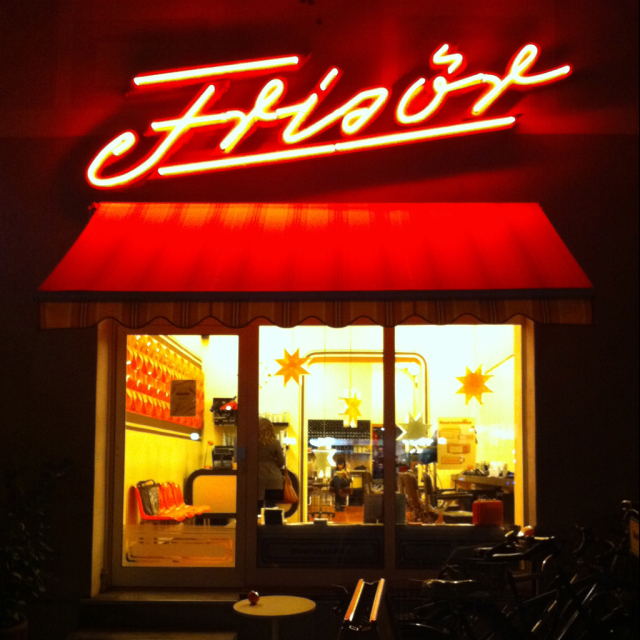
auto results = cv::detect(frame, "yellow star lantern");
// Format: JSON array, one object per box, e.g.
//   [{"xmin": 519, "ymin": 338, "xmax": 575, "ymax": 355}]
[
  {"xmin": 456, "ymin": 366, "xmax": 493, "ymax": 404},
  {"xmin": 340, "ymin": 391, "xmax": 362, "ymax": 428},
  {"xmin": 274, "ymin": 348, "xmax": 310, "ymax": 386}
]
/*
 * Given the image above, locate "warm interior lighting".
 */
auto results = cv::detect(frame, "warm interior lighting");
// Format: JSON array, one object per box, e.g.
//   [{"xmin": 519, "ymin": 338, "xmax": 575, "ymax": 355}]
[{"xmin": 407, "ymin": 363, "xmax": 421, "ymax": 376}]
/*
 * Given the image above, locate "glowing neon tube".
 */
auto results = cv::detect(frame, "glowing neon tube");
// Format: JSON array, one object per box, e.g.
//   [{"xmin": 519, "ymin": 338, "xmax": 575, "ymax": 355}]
[
  {"xmin": 133, "ymin": 55, "xmax": 302, "ymax": 87},
  {"xmin": 157, "ymin": 116, "xmax": 516, "ymax": 177}
]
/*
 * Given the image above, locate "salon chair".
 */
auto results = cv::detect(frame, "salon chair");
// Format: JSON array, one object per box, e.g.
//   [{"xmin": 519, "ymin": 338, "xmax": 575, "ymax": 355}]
[
  {"xmin": 398, "ymin": 472, "xmax": 437, "ymax": 523},
  {"xmin": 421, "ymin": 472, "xmax": 474, "ymax": 524}
]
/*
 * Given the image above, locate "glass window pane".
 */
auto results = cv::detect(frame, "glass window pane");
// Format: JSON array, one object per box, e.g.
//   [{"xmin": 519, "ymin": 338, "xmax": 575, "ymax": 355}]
[
  {"xmin": 122, "ymin": 334, "xmax": 238, "ymax": 567},
  {"xmin": 395, "ymin": 325, "xmax": 522, "ymax": 535},
  {"xmin": 258, "ymin": 326, "xmax": 384, "ymax": 529}
]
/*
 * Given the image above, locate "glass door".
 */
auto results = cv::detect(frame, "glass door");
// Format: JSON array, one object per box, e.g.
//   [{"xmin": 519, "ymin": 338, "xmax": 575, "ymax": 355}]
[
  {"xmin": 112, "ymin": 327, "xmax": 247, "ymax": 587},
  {"xmin": 253, "ymin": 326, "xmax": 386, "ymax": 570}
]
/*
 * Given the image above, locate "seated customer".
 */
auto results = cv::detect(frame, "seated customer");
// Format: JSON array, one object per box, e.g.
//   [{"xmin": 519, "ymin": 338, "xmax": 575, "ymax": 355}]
[{"xmin": 330, "ymin": 456, "xmax": 352, "ymax": 512}]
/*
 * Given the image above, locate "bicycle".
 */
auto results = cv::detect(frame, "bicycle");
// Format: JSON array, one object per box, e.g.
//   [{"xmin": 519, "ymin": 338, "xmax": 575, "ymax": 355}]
[{"xmin": 391, "ymin": 529, "xmax": 624, "ymax": 639}]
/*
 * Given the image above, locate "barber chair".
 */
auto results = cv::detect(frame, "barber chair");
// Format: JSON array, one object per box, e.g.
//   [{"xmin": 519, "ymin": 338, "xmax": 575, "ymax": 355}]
[
  {"xmin": 398, "ymin": 472, "xmax": 437, "ymax": 523},
  {"xmin": 421, "ymin": 473, "xmax": 474, "ymax": 524}
]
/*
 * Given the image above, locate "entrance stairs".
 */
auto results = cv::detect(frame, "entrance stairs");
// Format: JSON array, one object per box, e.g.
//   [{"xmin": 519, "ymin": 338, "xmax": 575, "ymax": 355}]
[
  {"xmin": 65, "ymin": 588, "xmax": 341, "ymax": 640},
  {"xmin": 69, "ymin": 634, "xmax": 236, "ymax": 640},
  {"xmin": 66, "ymin": 590, "xmax": 240, "ymax": 640}
]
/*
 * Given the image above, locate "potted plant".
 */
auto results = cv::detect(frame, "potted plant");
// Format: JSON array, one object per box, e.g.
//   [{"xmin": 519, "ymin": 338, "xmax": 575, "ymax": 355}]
[{"xmin": 0, "ymin": 463, "xmax": 68, "ymax": 638}]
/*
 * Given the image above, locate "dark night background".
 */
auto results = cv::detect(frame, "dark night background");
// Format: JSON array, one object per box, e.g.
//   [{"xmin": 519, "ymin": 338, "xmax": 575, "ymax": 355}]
[{"xmin": 0, "ymin": 1, "xmax": 638, "ymax": 637}]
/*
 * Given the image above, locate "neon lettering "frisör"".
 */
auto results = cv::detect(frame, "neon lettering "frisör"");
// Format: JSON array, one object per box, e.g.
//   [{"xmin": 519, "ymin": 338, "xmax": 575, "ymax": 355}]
[{"xmin": 87, "ymin": 45, "xmax": 571, "ymax": 189}]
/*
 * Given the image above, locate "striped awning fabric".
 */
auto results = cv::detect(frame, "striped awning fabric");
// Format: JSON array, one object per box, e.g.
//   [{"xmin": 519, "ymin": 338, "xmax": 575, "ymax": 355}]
[{"xmin": 38, "ymin": 298, "xmax": 591, "ymax": 329}]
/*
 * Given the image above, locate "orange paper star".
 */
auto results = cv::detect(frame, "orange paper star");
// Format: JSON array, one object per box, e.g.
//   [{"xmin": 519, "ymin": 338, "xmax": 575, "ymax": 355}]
[
  {"xmin": 274, "ymin": 348, "xmax": 309, "ymax": 386},
  {"xmin": 340, "ymin": 392, "xmax": 362, "ymax": 427},
  {"xmin": 456, "ymin": 366, "xmax": 493, "ymax": 404}
]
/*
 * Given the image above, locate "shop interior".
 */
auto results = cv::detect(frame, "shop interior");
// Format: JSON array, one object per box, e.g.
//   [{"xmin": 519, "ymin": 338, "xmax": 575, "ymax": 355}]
[{"xmin": 122, "ymin": 325, "xmax": 522, "ymax": 567}]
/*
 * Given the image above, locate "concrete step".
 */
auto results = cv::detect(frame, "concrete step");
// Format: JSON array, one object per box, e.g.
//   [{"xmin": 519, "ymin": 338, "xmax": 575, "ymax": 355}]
[
  {"xmin": 77, "ymin": 591, "xmax": 239, "ymax": 631},
  {"xmin": 68, "ymin": 633, "xmax": 236, "ymax": 640},
  {"xmin": 71, "ymin": 590, "xmax": 342, "ymax": 640}
]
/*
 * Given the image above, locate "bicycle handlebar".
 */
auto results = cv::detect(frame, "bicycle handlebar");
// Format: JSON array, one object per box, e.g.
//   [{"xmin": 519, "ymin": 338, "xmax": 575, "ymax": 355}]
[{"xmin": 473, "ymin": 534, "xmax": 556, "ymax": 564}]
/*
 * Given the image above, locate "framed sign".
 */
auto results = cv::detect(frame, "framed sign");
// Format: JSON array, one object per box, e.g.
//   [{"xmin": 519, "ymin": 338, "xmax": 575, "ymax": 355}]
[
  {"xmin": 170, "ymin": 379, "xmax": 197, "ymax": 416},
  {"xmin": 437, "ymin": 417, "xmax": 476, "ymax": 470}
]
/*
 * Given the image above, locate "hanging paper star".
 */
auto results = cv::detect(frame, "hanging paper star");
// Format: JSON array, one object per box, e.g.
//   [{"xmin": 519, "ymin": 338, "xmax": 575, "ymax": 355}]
[
  {"xmin": 340, "ymin": 391, "xmax": 362, "ymax": 427},
  {"xmin": 400, "ymin": 413, "xmax": 431, "ymax": 444},
  {"xmin": 314, "ymin": 447, "xmax": 337, "ymax": 472},
  {"xmin": 456, "ymin": 366, "xmax": 493, "ymax": 404},
  {"xmin": 274, "ymin": 348, "xmax": 310, "ymax": 386}
]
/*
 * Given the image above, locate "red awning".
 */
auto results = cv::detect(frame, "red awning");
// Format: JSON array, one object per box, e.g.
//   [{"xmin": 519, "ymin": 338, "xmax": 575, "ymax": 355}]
[{"xmin": 38, "ymin": 202, "xmax": 592, "ymax": 328}]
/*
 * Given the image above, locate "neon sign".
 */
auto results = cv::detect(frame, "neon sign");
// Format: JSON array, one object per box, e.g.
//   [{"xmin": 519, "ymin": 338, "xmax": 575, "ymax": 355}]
[{"xmin": 87, "ymin": 45, "xmax": 571, "ymax": 189}]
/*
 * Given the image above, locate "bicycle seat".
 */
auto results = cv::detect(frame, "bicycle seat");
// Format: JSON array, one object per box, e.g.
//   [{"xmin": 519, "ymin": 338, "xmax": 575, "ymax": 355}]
[
  {"xmin": 424, "ymin": 579, "xmax": 478, "ymax": 599},
  {"xmin": 491, "ymin": 552, "xmax": 526, "ymax": 563}
]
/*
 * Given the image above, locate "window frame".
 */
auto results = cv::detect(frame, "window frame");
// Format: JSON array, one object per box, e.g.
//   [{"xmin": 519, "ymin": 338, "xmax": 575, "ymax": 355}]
[{"xmin": 93, "ymin": 318, "xmax": 536, "ymax": 592}]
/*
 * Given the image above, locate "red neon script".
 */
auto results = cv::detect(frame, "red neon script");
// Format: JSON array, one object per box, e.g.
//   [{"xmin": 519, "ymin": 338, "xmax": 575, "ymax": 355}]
[{"xmin": 87, "ymin": 45, "xmax": 571, "ymax": 188}]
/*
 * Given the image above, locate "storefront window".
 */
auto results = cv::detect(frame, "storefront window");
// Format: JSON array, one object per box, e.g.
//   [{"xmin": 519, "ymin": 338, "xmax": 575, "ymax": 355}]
[
  {"xmin": 118, "ymin": 324, "xmax": 525, "ymax": 574},
  {"xmin": 394, "ymin": 325, "xmax": 523, "ymax": 530},
  {"xmin": 258, "ymin": 326, "xmax": 384, "ymax": 526},
  {"xmin": 122, "ymin": 334, "xmax": 238, "ymax": 567}
]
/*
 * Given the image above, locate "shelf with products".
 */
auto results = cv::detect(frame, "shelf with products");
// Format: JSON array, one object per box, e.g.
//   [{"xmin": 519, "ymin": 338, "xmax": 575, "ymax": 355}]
[
  {"xmin": 126, "ymin": 335, "xmax": 205, "ymax": 430},
  {"xmin": 308, "ymin": 418, "xmax": 371, "ymax": 440},
  {"xmin": 330, "ymin": 444, "xmax": 372, "ymax": 453}
]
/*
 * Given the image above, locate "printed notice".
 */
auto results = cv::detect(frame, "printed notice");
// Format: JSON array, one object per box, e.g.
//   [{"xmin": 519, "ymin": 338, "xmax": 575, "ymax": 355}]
[
  {"xmin": 170, "ymin": 379, "xmax": 197, "ymax": 416},
  {"xmin": 437, "ymin": 417, "xmax": 476, "ymax": 470}
]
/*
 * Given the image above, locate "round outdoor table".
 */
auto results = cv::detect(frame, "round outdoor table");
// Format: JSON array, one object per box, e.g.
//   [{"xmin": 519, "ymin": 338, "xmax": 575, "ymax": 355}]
[{"xmin": 233, "ymin": 595, "xmax": 316, "ymax": 640}]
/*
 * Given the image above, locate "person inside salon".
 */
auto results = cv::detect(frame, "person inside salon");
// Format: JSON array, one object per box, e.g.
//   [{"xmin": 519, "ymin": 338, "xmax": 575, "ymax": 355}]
[
  {"xmin": 257, "ymin": 417, "xmax": 285, "ymax": 512},
  {"xmin": 330, "ymin": 456, "xmax": 352, "ymax": 512}
]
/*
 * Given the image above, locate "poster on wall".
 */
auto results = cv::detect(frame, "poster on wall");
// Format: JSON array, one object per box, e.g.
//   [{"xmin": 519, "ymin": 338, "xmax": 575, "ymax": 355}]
[
  {"xmin": 437, "ymin": 417, "xmax": 476, "ymax": 470},
  {"xmin": 211, "ymin": 397, "xmax": 238, "ymax": 427},
  {"xmin": 170, "ymin": 380, "xmax": 197, "ymax": 416}
]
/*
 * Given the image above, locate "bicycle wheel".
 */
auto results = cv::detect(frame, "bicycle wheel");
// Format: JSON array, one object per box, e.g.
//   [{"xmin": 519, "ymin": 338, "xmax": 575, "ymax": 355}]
[
  {"xmin": 431, "ymin": 607, "xmax": 518, "ymax": 640},
  {"xmin": 557, "ymin": 586, "xmax": 629, "ymax": 640},
  {"xmin": 457, "ymin": 610, "xmax": 517, "ymax": 640}
]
